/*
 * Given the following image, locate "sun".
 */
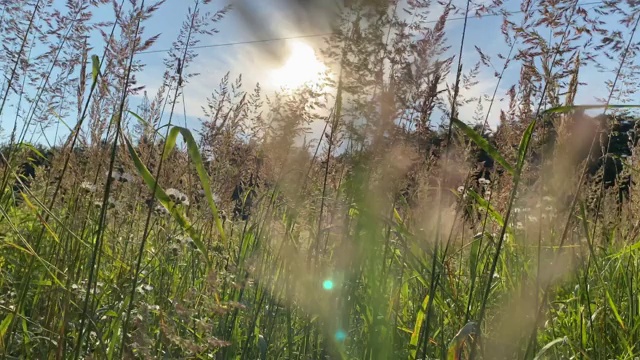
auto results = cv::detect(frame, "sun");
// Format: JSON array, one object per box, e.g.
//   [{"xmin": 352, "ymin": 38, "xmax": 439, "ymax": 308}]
[{"xmin": 270, "ymin": 41, "xmax": 328, "ymax": 90}]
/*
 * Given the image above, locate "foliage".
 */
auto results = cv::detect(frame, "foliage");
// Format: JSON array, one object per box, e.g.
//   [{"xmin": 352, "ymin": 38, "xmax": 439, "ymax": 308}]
[{"xmin": 1, "ymin": 0, "xmax": 640, "ymax": 359}]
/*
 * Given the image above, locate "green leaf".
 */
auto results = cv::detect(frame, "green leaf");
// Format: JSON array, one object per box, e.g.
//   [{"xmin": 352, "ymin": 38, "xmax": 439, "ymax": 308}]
[
  {"xmin": 541, "ymin": 104, "xmax": 640, "ymax": 115},
  {"xmin": 451, "ymin": 118, "xmax": 515, "ymax": 175},
  {"xmin": 91, "ymin": 55, "xmax": 100, "ymax": 82},
  {"xmin": 162, "ymin": 127, "xmax": 181, "ymax": 161},
  {"xmin": 466, "ymin": 189, "xmax": 511, "ymax": 237},
  {"xmin": 127, "ymin": 111, "xmax": 166, "ymax": 140},
  {"xmin": 516, "ymin": 120, "xmax": 537, "ymax": 171},
  {"xmin": 447, "ymin": 321, "xmax": 478, "ymax": 360},
  {"xmin": 121, "ymin": 131, "xmax": 211, "ymax": 265},
  {"xmin": 170, "ymin": 126, "xmax": 226, "ymax": 244},
  {"xmin": 409, "ymin": 292, "xmax": 429, "ymax": 360},
  {"xmin": 0, "ymin": 313, "xmax": 13, "ymax": 344},
  {"xmin": 104, "ymin": 310, "xmax": 118, "ymax": 317},
  {"xmin": 533, "ymin": 337, "xmax": 567, "ymax": 360},
  {"xmin": 605, "ymin": 290, "xmax": 625, "ymax": 330}
]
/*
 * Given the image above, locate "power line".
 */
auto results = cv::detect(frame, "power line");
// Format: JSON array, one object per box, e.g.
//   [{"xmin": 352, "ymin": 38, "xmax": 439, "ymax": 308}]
[
  {"xmin": 138, "ymin": 32, "xmax": 335, "ymax": 54},
  {"xmin": 137, "ymin": 0, "xmax": 604, "ymax": 55}
]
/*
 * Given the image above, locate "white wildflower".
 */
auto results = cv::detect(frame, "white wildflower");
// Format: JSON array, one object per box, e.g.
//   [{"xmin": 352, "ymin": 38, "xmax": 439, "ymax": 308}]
[
  {"xmin": 80, "ymin": 181, "xmax": 96, "ymax": 193},
  {"xmin": 166, "ymin": 188, "xmax": 189, "ymax": 205}
]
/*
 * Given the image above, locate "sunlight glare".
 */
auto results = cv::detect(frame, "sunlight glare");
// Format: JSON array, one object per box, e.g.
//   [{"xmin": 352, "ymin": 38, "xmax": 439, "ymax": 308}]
[{"xmin": 270, "ymin": 41, "xmax": 328, "ymax": 90}]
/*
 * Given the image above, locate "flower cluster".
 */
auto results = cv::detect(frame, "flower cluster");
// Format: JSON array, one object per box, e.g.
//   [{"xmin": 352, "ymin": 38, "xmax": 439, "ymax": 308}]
[
  {"xmin": 166, "ymin": 188, "xmax": 189, "ymax": 206},
  {"xmin": 80, "ymin": 181, "xmax": 97, "ymax": 193},
  {"xmin": 106, "ymin": 168, "xmax": 135, "ymax": 183}
]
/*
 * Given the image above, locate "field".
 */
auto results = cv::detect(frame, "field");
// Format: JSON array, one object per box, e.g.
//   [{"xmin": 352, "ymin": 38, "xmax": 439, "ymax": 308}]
[{"xmin": 1, "ymin": 0, "xmax": 640, "ymax": 359}]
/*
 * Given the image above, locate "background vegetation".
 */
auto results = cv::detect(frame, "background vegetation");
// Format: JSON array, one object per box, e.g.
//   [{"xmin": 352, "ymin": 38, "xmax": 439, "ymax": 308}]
[{"xmin": 1, "ymin": 0, "xmax": 640, "ymax": 359}]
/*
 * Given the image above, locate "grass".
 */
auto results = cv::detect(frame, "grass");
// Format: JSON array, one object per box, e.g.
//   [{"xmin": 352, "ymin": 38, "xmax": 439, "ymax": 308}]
[{"xmin": 1, "ymin": 0, "xmax": 640, "ymax": 359}]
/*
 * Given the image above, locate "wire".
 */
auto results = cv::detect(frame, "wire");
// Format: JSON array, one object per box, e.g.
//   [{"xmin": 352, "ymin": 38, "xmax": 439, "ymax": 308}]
[
  {"xmin": 138, "ymin": 32, "xmax": 335, "ymax": 54},
  {"xmin": 137, "ymin": 0, "xmax": 604, "ymax": 55}
]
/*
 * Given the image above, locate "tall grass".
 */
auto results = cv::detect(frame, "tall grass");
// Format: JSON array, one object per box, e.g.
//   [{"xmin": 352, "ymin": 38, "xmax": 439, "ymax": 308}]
[{"xmin": 1, "ymin": 0, "xmax": 640, "ymax": 359}]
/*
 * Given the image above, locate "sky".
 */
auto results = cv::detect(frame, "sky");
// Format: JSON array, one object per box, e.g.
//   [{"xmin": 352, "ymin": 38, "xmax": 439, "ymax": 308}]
[{"xmin": 0, "ymin": 0, "xmax": 636, "ymax": 147}]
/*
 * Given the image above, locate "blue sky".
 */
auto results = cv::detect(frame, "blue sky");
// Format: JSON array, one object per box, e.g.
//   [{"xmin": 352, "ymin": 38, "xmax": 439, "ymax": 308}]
[{"xmin": 0, "ymin": 0, "xmax": 635, "ymax": 146}]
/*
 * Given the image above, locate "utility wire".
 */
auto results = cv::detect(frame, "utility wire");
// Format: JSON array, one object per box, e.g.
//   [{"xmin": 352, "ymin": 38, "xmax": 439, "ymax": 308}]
[
  {"xmin": 137, "ymin": 0, "xmax": 604, "ymax": 55},
  {"xmin": 138, "ymin": 32, "xmax": 335, "ymax": 54}
]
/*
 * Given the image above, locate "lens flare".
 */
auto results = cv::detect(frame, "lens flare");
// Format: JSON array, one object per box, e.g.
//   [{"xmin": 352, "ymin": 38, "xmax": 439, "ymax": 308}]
[
  {"xmin": 335, "ymin": 329, "xmax": 347, "ymax": 342},
  {"xmin": 322, "ymin": 279, "xmax": 334, "ymax": 290}
]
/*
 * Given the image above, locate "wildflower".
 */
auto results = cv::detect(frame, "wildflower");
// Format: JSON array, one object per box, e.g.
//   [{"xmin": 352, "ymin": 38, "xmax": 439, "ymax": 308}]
[
  {"xmin": 80, "ymin": 181, "xmax": 96, "ymax": 193},
  {"xmin": 457, "ymin": 186, "xmax": 465, "ymax": 193},
  {"xmin": 478, "ymin": 178, "xmax": 491, "ymax": 185},
  {"xmin": 106, "ymin": 169, "xmax": 134, "ymax": 183},
  {"xmin": 94, "ymin": 197, "xmax": 117, "ymax": 209},
  {"xmin": 166, "ymin": 188, "xmax": 189, "ymax": 206},
  {"xmin": 154, "ymin": 204, "xmax": 169, "ymax": 216}
]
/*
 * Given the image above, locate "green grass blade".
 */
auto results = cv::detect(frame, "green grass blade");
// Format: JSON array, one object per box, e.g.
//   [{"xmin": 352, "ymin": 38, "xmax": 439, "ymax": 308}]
[
  {"xmin": 156, "ymin": 125, "xmax": 226, "ymax": 243},
  {"xmin": 121, "ymin": 131, "xmax": 211, "ymax": 265},
  {"xmin": 127, "ymin": 111, "xmax": 166, "ymax": 140},
  {"xmin": 605, "ymin": 290, "xmax": 626, "ymax": 330},
  {"xmin": 447, "ymin": 321, "xmax": 478, "ymax": 360},
  {"xmin": 516, "ymin": 120, "xmax": 536, "ymax": 171},
  {"xmin": 541, "ymin": 104, "xmax": 640, "ymax": 115},
  {"xmin": 451, "ymin": 118, "xmax": 515, "ymax": 175},
  {"xmin": 91, "ymin": 55, "xmax": 100, "ymax": 82},
  {"xmin": 533, "ymin": 337, "xmax": 567, "ymax": 360},
  {"xmin": 0, "ymin": 314, "xmax": 13, "ymax": 350},
  {"xmin": 408, "ymin": 293, "xmax": 429, "ymax": 360},
  {"xmin": 161, "ymin": 126, "xmax": 180, "ymax": 161}
]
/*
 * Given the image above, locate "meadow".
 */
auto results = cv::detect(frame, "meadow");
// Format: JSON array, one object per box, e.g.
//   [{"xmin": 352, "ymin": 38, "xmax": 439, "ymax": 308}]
[{"xmin": 1, "ymin": 0, "xmax": 640, "ymax": 359}]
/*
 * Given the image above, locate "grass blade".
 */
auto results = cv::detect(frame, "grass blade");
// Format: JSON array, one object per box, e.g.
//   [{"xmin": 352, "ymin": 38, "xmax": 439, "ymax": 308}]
[
  {"xmin": 533, "ymin": 337, "xmax": 567, "ymax": 360},
  {"xmin": 451, "ymin": 118, "xmax": 515, "ymax": 175},
  {"xmin": 541, "ymin": 104, "xmax": 640, "ymax": 115},
  {"xmin": 155, "ymin": 124, "xmax": 226, "ymax": 243},
  {"xmin": 121, "ymin": 131, "xmax": 211, "ymax": 265},
  {"xmin": 91, "ymin": 55, "xmax": 100, "ymax": 82},
  {"xmin": 409, "ymin": 292, "xmax": 429, "ymax": 360},
  {"xmin": 447, "ymin": 321, "xmax": 478, "ymax": 360}
]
